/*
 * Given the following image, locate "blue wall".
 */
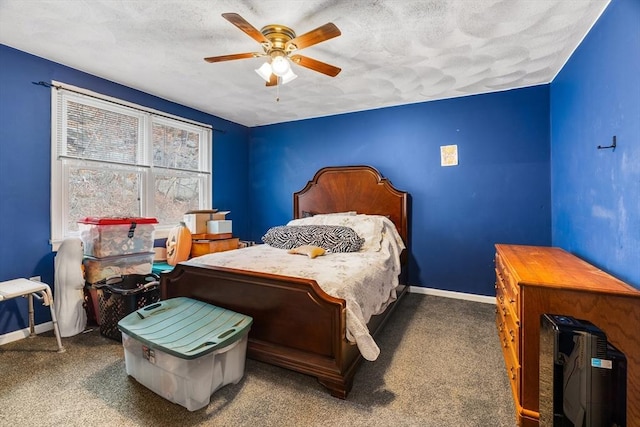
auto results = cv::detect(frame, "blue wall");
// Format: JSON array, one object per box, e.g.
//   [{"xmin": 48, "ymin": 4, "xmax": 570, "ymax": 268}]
[
  {"xmin": 248, "ymin": 86, "xmax": 552, "ymax": 295},
  {"xmin": 0, "ymin": 45, "xmax": 250, "ymax": 334},
  {"xmin": 550, "ymin": 0, "xmax": 639, "ymax": 288}
]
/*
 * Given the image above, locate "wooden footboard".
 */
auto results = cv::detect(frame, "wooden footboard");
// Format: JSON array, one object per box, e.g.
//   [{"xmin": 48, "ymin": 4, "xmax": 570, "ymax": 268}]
[{"xmin": 161, "ymin": 262, "xmax": 407, "ymax": 398}]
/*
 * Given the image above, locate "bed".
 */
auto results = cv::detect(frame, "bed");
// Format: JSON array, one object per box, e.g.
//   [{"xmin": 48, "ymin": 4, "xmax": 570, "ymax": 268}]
[{"xmin": 160, "ymin": 165, "xmax": 409, "ymax": 398}]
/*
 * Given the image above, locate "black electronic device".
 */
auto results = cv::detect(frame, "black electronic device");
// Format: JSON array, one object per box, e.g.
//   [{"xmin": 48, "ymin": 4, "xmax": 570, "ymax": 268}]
[{"xmin": 539, "ymin": 314, "xmax": 627, "ymax": 427}]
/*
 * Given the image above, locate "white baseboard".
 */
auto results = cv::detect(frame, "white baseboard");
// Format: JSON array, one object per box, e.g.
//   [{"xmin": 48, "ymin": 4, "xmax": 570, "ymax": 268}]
[
  {"xmin": 409, "ymin": 286, "xmax": 496, "ymax": 305},
  {"xmin": 0, "ymin": 322, "xmax": 54, "ymax": 346}
]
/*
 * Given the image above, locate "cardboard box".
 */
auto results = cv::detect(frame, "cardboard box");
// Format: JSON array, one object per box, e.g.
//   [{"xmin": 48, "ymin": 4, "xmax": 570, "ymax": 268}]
[
  {"xmin": 183, "ymin": 210, "xmax": 229, "ymax": 234},
  {"xmin": 207, "ymin": 220, "xmax": 232, "ymax": 234}
]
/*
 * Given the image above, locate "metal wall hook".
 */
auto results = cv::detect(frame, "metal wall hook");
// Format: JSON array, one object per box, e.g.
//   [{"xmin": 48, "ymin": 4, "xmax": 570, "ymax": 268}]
[{"xmin": 597, "ymin": 135, "xmax": 616, "ymax": 150}]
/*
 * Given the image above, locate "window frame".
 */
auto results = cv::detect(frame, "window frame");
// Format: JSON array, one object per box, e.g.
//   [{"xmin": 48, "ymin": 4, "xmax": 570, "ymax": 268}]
[{"xmin": 50, "ymin": 81, "xmax": 212, "ymax": 250}]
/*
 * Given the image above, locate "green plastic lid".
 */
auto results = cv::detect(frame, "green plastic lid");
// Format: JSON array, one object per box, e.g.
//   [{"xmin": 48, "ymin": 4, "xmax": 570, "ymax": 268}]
[{"xmin": 118, "ymin": 297, "xmax": 252, "ymax": 359}]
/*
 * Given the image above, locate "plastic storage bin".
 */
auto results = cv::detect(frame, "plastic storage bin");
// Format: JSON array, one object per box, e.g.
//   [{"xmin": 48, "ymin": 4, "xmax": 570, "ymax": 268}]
[
  {"xmin": 83, "ymin": 252, "xmax": 154, "ymax": 284},
  {"xmin": 94, "ymin": 274, "xmax": 160, "ymax": 340},
  {"xmin": 118, "ymin": 297, "xmax": 253, "ymax": 411},
  {"xmin": 78, "ymin": 217, "xmax": 158, "ymax": 258}
]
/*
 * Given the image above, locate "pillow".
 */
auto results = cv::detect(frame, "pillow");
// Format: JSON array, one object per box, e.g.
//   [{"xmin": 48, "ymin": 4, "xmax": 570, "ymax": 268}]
[
  {"xmin": 288, "ymin": 214, "xmax": 385, "ymax": 252},
  {"xmin": 288, "ymin": 245, "xmax": 326, "ymax": 259},
  {"xmin": 262, "ymin": 225, "xmax": 364, "ymax": 253}
]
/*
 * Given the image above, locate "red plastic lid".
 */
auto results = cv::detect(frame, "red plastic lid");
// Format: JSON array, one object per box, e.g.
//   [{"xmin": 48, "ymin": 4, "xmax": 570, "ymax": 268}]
[{"xmin": 78, "ymin": 217, "xmax": 158, "ymax": 225}]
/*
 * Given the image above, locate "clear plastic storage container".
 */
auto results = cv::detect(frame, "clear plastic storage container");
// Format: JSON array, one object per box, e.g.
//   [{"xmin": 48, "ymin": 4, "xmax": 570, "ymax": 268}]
[
  {"xmin": 83, "ymin": 252, "xmax": 154, "ymax": 284},
  {"xmin": 78, "ymin": 217, "xmax": 158, "ymax": 258},
  {"xmin": 118, "ymin": 298, "xmax": 253, "ymax": 411}
]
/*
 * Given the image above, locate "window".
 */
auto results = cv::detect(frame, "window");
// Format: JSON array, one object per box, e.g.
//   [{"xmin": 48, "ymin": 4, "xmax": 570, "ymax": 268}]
[{"xmin": 51, "ymin": 81, "xmax": 212, "ymax": 247}]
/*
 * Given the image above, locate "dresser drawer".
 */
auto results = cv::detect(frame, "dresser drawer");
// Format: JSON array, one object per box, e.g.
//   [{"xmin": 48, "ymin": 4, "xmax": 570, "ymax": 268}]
[
  {"xmin": 496, "ymin": 311, "xmax": 521, "ymax": 404},
  {"xmin": 495, "ymin": 255, "xmax": 520, "ymax": 320},
  {"xmin": 496, "ymin": 271, "xmax": 519, "ymax": 322},
  {"xmin": 497, "ymin": 295, "xmax": 520, "ymax": 358},
  {"xmin": 505, "ymin": 346, "xmax": 521, "ymax": 411}
]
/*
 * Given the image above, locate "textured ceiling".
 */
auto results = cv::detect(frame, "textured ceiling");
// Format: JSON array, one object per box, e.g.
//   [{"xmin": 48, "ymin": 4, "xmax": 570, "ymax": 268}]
[{"xmin": 0, "ymin": 0, "xmax": 609, "ymax": 127}]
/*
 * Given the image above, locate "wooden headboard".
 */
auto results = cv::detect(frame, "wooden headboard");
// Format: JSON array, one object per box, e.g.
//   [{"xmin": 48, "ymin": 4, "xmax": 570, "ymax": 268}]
[{"xmin": 293, "ymin": 165, "xmax": 409, "ymax": 245}]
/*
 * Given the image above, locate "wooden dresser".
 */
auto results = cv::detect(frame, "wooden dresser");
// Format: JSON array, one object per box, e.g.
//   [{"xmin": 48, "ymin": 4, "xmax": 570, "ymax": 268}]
[{"xmin": 494, "ymin": 244, "xmax": 640, "ymax": 427}]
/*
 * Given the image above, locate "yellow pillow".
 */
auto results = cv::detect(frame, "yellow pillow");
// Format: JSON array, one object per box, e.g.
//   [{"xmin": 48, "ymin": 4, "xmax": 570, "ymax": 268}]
[{"xmin": 288, "ymin": 245, "xmax": 326, "ymax": 259}]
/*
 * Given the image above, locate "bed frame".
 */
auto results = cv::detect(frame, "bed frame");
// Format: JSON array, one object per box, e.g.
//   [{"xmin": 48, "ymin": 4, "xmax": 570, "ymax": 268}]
[{"xmin": 160, "ymin": 165, "xmax": 409, "ymax": 398}]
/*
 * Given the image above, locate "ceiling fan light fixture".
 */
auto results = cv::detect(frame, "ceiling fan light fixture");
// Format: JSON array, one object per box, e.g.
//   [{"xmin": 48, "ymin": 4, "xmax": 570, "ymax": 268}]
[
  {"xmin": 255, "ymin": 62, "xmax": 273, "ymax": 82},
  {"xmin": 280, "ymin": 68, "xmax": 298, "ymax": 85},
  {"xmin": 271, "ymin": 54, "xmax": 291, "ymax": 77}
]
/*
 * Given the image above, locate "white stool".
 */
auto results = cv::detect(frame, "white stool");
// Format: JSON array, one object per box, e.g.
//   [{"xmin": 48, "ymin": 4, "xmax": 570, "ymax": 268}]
[{"xmin": 0, "ymin": 278, "xmax": 65, "ymax": 352}]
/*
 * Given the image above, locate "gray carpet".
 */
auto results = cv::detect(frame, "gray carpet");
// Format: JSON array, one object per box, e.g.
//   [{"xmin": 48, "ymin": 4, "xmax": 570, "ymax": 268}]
[{"xmin": 0, "ymin": 293, "xmax": 516, "ymax": 426}]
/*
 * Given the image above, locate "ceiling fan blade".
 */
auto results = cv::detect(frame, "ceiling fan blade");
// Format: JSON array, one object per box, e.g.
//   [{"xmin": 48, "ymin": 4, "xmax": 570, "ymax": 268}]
[
  {"xmin": 290, "ymin": 55, "xmax": 341, "ymax": 77},
  {"xmin": 222, "ymin": 13, "xmax": 270, "ymax": 46},
  {"xmin": 286, "ymin": 23, "xmax": 341, "ymax": 51},
  {"xmin": 204, "ymin": 52, "xmax": 260, "ymax": 63},
  {"xmin": 266, "ymin": 74, "xmax": 278, "ymax": 87}
]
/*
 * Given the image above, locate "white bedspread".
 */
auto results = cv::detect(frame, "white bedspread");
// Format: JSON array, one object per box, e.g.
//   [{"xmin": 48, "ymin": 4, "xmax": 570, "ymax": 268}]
[{"xmin": 184, "ymin": 216, "xmax": 405, "ymax": 361}]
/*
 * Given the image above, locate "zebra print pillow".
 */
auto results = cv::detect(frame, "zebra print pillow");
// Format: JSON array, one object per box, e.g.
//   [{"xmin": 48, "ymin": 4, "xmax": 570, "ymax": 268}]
[{"xmin": 262, "ymin": 225, "xmax": 365, "ymax": 253}]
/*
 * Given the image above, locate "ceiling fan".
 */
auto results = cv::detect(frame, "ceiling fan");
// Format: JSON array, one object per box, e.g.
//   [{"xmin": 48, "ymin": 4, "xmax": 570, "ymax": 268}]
[{"xmin": 204, "ymin": 13, "xmax": 342, "ymax": 86}]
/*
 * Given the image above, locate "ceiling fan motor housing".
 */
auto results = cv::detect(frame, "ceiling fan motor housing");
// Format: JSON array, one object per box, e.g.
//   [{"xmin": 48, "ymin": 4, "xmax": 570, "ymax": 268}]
[{"xmin": 260, "ymin": 24, "xmax": 297, "ymax": 52}]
